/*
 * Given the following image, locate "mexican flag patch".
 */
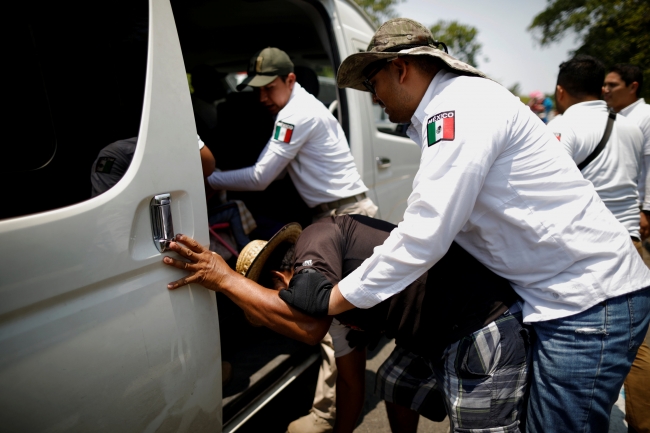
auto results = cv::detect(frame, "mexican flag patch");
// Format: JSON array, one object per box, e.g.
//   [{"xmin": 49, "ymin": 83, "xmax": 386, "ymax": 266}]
[
  {"xmin": 427, "ymin": 111, "xmax": 455, "ymax": 146},
  {"xmin": 274, "ymin": 121, "xmax": 294, "ymax": 143}
]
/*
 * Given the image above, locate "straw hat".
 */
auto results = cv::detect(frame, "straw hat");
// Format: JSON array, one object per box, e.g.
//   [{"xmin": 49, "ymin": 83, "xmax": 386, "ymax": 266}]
[{"xmin": 236, "ymin": 223, "xmax": 302, "ymax": 282}]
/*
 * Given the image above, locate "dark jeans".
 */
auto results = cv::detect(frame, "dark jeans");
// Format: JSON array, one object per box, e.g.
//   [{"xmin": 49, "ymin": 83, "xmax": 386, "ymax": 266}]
[{"xmin": 527, "ymin": 286, "xmax": 650, "ymax": 433}]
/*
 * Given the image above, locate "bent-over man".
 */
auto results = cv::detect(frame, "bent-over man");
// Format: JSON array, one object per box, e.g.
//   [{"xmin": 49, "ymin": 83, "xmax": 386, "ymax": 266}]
[{"xmin": 162, "ymin": 215, "xmax": 530, "ymax": 432}]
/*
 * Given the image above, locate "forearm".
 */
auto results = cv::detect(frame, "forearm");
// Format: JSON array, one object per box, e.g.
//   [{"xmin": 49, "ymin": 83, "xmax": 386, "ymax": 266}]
[
  {"xmin": 334, "ymin": 130, "xmax": 493, "ymax": 309},
  {"xmin": 207, "ymin": 148, "xmax": 289, "ymax": 191},
  {"xmin": 200, "ymin": 146, "xmax": 216, "ymax": 178},
  {"xmin": 219, "ymin": 271, "xmax": 331, "ymax": 344},
  {"xmin": 334, "ymin": 349, "xmax": 367, "ymax": 433}
]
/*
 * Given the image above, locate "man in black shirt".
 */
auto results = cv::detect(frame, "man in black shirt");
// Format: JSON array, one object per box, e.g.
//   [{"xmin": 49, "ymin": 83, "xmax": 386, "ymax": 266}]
[{"xmin": 163, "ymin": 215, "xmax": 530, "ymax": 433}]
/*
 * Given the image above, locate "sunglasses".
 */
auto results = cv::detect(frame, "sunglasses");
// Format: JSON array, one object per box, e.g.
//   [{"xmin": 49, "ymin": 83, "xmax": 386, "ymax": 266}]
[{"xmin": 362, "ymin": 60, "xmax": 391, "ymax": 95}]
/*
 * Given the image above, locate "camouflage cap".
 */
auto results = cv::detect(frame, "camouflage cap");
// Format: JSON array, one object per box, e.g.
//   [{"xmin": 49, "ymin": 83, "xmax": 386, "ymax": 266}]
[
  {"xmin": 337, "ymin": 18, "xmax": 485, "ymax": 91},
  {"xmin": 237, "ymin": 47, "xmax": 294, "ymax": 91}
]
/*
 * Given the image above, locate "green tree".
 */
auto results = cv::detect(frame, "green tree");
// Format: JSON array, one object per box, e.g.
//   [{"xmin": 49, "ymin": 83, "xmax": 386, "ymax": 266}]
[
  {"xmin": 352, "ymin": 0, "xmax": 404, "ymax": 27},
  {"xmin": 430, "ymin": 21, "xmax": 484, "ymax": 67},
  {"xmin": 529, "ymin": 0, "xmax": 650, "ymax": 99}
]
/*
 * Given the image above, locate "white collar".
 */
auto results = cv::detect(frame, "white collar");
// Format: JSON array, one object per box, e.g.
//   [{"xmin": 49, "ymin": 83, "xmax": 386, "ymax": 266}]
[
  {"xmin": 563, "ymin": 100, "xmax": 607, "ymax": 115},
  {"xmin": 620, "ymin": 98, "xmax": 646, "ymax": 116},
  {"xmin": 411, "ymin": 70, "xmax": 448, "ymax": 127},
  {"xmin": 407, "ymin": 70, "xmax": 451, "ymax": 146}
]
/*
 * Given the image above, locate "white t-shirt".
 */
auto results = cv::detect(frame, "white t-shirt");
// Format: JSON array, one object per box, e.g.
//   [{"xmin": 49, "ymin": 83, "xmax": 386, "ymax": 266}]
[
  {"xmin": 619, "ymin": 98, "xmax": 650, "ymax": 209},
  {"xmin": 338, "ymin": 70, "xmax": 650, "ymax": 323},
  {"xmin": 547, "ymin": 101, "xmax": 643, "ymax": 238},
  {"xmin": 206, "ymin": 83, "xmax": 367, "ymax": 208}
]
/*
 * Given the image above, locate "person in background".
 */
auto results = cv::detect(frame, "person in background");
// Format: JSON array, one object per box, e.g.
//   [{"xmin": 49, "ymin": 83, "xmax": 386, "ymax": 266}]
[
  {"xmin": 542, "ymin": 95, "xmax": 554, "ymax": 123},
  {"xmin": 527, "ymin": 90, "xmax": 547, "ymax": 122},
  {"xmin": 91, "ymin": 135, "xmax": 214, "ymax": 197},
  {"xmin": 603, "ymin": 64, "xmax": 650, "ymax": 244},
  {"xmin": 602, "ymin": 63, "xmax": 650, "ymax": 433},
  {"xmin": 548, "ymin": 55, "xmax": 643, "ymax": 251}
]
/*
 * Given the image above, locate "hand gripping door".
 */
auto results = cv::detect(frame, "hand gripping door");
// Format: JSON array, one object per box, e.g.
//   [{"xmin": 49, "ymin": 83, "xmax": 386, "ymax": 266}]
[{"xmin": 151, "ymin": 193, "xmax": 175, "ymax": 252}]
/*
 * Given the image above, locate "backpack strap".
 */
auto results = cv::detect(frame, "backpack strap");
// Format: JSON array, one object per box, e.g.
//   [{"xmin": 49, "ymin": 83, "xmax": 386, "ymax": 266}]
[{"xmin": 577, "ymin": 109, "xmax": 617, "ymax": 171}]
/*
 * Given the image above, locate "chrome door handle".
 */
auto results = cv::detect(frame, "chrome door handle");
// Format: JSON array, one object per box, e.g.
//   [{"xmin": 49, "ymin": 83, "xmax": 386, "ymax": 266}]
[
  {"xmin": 376, "ymin": 157, "xmax": 391, "ymax": 169},
  {"xmin": 150, "ymin": 193, "xmax": 175, "ymax": 252}
]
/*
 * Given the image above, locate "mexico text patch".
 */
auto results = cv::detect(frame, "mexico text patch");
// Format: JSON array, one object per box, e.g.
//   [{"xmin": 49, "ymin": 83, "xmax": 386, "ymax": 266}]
[
  {"xmin": 274, "ymin": 121, "xmax": 294, "ymax": 143},
  {"xmin": 427, "ymin": 111, "xmax": 455, "ymax": 146}
]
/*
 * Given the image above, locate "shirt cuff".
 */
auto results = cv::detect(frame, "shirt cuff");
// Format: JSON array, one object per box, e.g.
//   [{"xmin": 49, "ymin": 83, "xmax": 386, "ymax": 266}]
[
  {"xmin": 206, "ymin": 171, "xmax": 222, "ymax": 190},
  {"xmin": 338, "ymin": 267, "xmax": 383, "ymax": 309}
]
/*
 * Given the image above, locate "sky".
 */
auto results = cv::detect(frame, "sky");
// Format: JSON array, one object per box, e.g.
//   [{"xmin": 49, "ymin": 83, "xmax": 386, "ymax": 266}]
[{"xmin": 394, "ymin": 0, "xmax": 579, "ymax": 96}]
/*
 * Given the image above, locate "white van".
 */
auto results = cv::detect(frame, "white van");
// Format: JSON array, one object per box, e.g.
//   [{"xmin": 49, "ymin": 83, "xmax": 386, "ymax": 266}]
[{"xmin": 0, "ymin": 0, "xmax": 420, "ymax": 431}]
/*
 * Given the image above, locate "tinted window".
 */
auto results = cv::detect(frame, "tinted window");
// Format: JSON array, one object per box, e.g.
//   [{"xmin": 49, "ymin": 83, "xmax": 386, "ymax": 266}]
[{"xmin": 1, "ymin": 0, "xmax": 148, "ymax": 220}]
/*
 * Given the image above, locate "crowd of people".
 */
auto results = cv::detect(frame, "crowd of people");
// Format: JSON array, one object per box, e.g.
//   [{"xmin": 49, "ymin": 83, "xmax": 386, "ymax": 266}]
[{"xmin": 148, "ymin": 17, "xmax": 650, "ymax": 433}]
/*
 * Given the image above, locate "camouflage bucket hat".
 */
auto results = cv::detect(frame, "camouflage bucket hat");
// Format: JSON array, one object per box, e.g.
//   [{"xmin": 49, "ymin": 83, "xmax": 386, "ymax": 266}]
[
  {"xmin": 337, "ymin": 18, "xmax": 485, "ymax": 91},
  {"xmin": 237, "ymin": 47, "xmax": 294, "ymax": 91}
]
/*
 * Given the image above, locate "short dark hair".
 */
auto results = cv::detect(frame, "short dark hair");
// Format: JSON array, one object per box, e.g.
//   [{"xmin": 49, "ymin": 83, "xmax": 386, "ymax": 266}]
[
  {"xmin": 609, "ymin": 64, "xmax": 643, "ymax": 97},
  {"xmin": 557, "ymin": 55, "xmax": 605, "ymax": 99}
]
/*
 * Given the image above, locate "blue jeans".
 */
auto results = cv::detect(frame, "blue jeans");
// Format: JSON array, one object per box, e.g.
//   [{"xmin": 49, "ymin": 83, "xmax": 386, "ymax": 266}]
[{"xmin": 527, "ymin": 286, "xmax": 650, "ymax": 433}]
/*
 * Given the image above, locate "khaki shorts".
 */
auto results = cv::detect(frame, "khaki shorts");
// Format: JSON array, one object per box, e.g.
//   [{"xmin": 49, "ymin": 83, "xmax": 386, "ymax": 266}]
[{"xmin": 312, "ymin": 197, "xmax": 378, "ymax": 221}]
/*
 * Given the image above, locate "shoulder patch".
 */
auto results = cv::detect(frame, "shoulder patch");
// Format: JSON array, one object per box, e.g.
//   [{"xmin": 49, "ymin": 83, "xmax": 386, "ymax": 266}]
[
  {"xmin": 553, "ymin": 132, "xmax": 561, "ymax": 141},
  {"xmin": 426, "ymin": 111, "xmax": 455, "ymax": 147},
  {"xmin": 274, "ymin": 121, "xmax": 295, "ymax": 144},
  {"xmin": 95, "ymin": 157, "xmax": 116, "ymax": 174}
]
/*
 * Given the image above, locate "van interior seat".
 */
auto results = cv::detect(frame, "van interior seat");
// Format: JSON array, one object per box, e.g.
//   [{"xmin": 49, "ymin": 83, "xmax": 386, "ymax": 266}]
[{"xmin": 294, "ymin": 65, "xmax": 320, "ymax": 98}]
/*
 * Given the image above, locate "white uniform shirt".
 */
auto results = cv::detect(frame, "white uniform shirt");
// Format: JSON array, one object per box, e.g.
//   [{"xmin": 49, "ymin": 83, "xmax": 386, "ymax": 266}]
[
  {"xmin": 547, "ymin": 101, "xmax": 643, "ymax": 238},
  {"xmin": 338, "ymin": 70, "xmax": 650, "ymax": 323},
  {"xmin": 206, "ymin": 82, "xmax": 367, "ymax": 208},
  {"xmin": 619, "ymin": 98, "xmax": 650, "ymax": 209}
]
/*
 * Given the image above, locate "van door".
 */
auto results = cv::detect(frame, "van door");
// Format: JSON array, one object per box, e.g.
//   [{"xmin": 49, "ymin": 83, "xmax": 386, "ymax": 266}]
[
  {"xmin": 331, "ymin": 0, "xmax": 420, "ymax": 223},
  {"xmin": 0, "ymin": 0, "xmax": 221, "ymax": 432}
]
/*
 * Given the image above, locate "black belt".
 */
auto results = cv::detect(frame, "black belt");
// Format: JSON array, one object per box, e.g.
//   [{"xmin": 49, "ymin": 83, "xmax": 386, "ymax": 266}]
[{"xmin": 314, "ymin": 193, "xmax": 367, "ymax": 214}]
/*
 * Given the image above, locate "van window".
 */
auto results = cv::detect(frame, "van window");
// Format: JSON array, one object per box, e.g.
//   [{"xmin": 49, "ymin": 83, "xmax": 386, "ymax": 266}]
[{"xmin": 1, "ymin": 0, "xmax": 148, "ymax": 220}]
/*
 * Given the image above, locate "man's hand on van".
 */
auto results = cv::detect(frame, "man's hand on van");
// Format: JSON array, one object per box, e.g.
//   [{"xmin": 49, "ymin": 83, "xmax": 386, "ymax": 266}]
[{"xmin": 163, "ymin": 234, "xmax": 232, "ymax": 291}]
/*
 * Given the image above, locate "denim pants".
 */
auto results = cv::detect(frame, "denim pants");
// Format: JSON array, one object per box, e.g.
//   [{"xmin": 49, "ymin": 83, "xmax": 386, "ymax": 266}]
[{"xmin": 527, "ymin": 286, "xmax": 650, "ymax": 433}]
